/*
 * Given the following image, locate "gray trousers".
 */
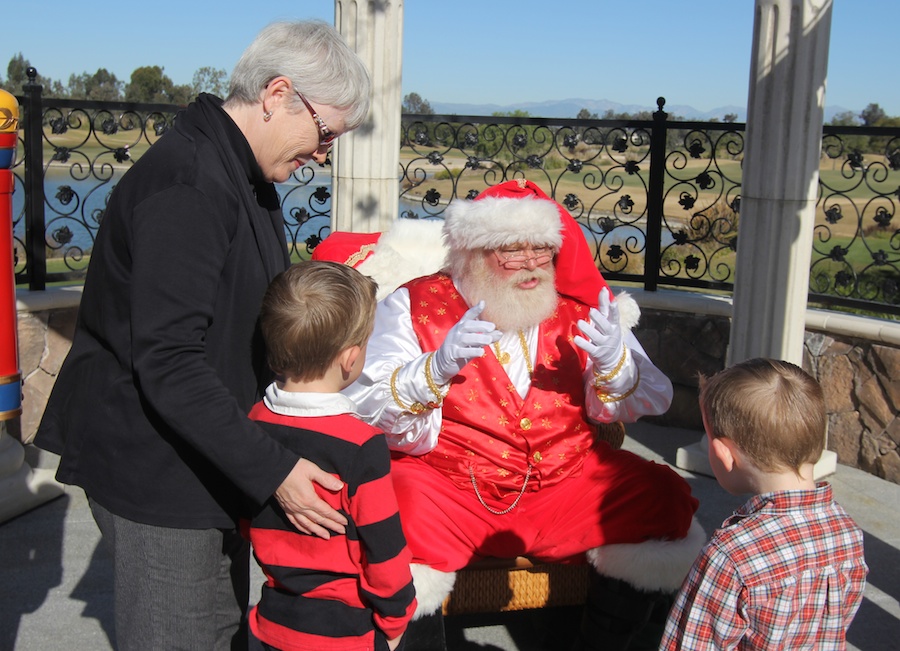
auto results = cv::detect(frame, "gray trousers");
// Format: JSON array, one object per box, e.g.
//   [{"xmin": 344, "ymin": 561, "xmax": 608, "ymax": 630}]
[{"xmin": 89, "ymin": 498, "xmax": 250, "ymax": 651}]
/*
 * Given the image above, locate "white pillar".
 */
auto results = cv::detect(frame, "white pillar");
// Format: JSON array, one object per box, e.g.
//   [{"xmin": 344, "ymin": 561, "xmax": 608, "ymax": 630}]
[
  {"xmin": 676, "ymin": 0, "xmax": 837, "ymax": 478},
  {"xmin": 332, "ymin": 0, "xmax": 404, "ymax": 233},
  {"xmin": 730, "ymin": 0, "xmax": 831, "ymax": 367}
]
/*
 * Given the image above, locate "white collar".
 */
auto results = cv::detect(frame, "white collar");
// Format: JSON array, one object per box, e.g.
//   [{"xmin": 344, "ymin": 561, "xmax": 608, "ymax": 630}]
[{"xmin": 263, "ymin": 382, "xmax": 361, "ymax": 418}]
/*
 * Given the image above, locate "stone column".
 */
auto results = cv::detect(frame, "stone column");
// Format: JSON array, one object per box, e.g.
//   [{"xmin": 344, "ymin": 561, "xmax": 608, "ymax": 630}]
[
  {"xmin": 676, "ymin": 0, "xmax": 837, "ymax": 477},
  {"xmin": 730, "ymin": 0, "xmax": 832, "ymax": 367},
  {"xmin": 332, "ymin": 0, "xmax": 404, "ymax": 233}
]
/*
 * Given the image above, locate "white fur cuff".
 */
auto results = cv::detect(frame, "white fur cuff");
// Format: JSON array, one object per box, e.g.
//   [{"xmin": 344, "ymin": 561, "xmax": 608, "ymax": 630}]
[
  {"xmin": 615, "ymin": 291, "xmax": 641, "ymax": 331},
  {"xmin": 410, "ymin": 563, "xmax": 457, "ymax": 619},
  {"xmin": 586, "ymin": 517, "xmax": 707, "ymax": 593}
]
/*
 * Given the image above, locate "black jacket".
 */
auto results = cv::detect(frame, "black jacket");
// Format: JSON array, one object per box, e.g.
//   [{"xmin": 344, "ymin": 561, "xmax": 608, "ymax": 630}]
[{"xmin": 36, "ymin": 94, "xmax": 297, "ymax": 529}]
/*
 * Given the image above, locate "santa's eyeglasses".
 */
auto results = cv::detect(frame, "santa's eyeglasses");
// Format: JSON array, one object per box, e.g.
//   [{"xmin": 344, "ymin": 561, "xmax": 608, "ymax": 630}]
[{"xmin": 493, "ymin": 245, "xmax": 555, "ymax": 270}]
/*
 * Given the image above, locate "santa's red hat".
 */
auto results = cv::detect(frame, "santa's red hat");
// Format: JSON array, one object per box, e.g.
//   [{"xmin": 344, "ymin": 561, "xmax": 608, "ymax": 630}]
[
  {"xmin": 311, "ymin": 230, "xmax": 380, "ymax": 267},
  {"xmin": 445, "ymin": 179, "xmax": 611, "ymax": 306}
]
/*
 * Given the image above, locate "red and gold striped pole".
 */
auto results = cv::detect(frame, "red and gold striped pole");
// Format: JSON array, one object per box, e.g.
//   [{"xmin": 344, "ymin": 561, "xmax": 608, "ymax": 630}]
[
  {"xmin": 0, "ymin": 86, "xmax": 63, "ymax": 523},
  {"xmin": 0, "ymin": 89, "xmax": 21, "ymax": 421}
]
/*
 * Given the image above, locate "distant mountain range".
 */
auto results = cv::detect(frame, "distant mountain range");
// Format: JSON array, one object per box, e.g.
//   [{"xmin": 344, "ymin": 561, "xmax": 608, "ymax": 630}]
[{"xmin": 429, "ymin": 98, "xmax": 853, "ymax": 123}]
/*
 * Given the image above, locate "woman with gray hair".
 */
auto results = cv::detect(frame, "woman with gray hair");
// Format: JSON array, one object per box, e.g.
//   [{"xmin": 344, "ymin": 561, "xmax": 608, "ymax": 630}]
[{"xmin": 35, "ymin": 20, "xmax": 370, "ymax": 650}]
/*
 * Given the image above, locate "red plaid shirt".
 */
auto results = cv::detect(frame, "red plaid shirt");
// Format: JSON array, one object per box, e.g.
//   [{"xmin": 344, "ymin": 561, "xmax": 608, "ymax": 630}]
[{"xmin": 661, "ymin": 483, "xmax": 867, "ymax": 650}]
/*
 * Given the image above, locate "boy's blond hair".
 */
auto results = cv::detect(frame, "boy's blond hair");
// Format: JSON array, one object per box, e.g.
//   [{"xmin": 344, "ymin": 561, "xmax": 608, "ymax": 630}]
[
  {"xmin": 260, "ymin": 260, "xmax": 377, "ymax": 381},
  {"xmin": 699, "ymin": 358, "xmax": 825, "ymax": 473}
]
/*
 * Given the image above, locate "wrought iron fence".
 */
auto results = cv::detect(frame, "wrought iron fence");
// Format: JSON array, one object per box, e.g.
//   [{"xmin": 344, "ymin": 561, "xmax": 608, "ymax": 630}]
[
  {"xmin": 16, "ymin": 84, "xmax": 179, "ymax": 290},
  {"xmin": 399, "ymin": 104, "xmax": 746, "ymax": 295},
  {"xmin": 812, "ymin": 125, "xmax": 900, "ymax": 312},
  {"xmin": 398, "ymin": 104, "xmax": 899, "ymax": 315},
  {"xmin": 12, "ymin": 69, "xmax": 332, "ymax": 290},
  {"xmin": 13, "ymin": 72, "xmax": 900, "ymax": 316}
]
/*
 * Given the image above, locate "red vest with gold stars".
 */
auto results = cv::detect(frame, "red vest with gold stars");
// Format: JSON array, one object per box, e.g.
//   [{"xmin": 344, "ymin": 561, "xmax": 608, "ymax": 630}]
[{"xmin": 405, "ymin": 273, "xmax": 598, "ymax": 500}]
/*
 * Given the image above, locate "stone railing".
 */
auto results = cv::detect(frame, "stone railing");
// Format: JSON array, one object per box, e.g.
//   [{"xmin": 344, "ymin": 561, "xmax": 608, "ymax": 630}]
[
  {"xmin": 630, "ymin": 288, "xmax": 900, "ymax": 484},
  {"xmin": 14, "ymin": 287, "xmax": 900, "ymax": 485}
]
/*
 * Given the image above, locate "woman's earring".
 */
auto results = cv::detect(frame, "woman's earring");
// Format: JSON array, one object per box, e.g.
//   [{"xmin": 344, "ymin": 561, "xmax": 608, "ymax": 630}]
[{"xmin": 263, "ymin": 111, "xmax": 273, "ymax": 122}]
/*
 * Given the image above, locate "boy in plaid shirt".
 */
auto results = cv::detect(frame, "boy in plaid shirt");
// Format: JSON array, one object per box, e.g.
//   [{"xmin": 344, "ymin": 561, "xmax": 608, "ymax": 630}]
[{"xmin": 661, "ymin": 358, "xmax": 867, "ymax": 650}]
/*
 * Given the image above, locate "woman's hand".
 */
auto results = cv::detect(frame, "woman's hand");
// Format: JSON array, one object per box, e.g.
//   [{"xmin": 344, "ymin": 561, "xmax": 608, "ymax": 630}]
[{"xmin": 274, "ymin": 458, "xmax": 347, "ymax": 539}]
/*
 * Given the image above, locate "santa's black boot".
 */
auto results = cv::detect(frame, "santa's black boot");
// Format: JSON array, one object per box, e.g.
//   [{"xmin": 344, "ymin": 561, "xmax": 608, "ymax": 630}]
[{"xmin": 570, "ymin": 572, "xmax": 674, "ymax": 651}]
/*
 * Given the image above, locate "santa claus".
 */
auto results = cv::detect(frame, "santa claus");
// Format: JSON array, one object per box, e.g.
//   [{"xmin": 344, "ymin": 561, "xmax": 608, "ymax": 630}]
[{"xmin": 321, "ymin": 180, "xmax": 704, "ymax": 650}]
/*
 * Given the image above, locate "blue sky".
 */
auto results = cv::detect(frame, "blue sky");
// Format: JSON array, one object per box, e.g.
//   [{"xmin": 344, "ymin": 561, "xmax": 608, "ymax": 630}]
[{"xmin": 5, "ymin": 1, "xmax": 897, "ymax": 116}]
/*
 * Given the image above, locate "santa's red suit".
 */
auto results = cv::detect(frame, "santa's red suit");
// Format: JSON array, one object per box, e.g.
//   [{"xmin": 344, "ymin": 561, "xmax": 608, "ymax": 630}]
[
  {"xmin": 357, "ymin": 270, "xmax": 698, "ymax": 574},
  {"xmin": 322, "ymin": 180, "xmax": 705, "ymax": 646}
]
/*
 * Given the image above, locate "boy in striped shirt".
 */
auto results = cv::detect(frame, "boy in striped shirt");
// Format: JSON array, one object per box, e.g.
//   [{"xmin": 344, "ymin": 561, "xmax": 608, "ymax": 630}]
[
  {"xmin": 248, "ymin": 261, "xmax": 416, "ymax": 651},
  {"xmin": 661, "ymin": 358, "xmax": 867, "ymax": 650}
]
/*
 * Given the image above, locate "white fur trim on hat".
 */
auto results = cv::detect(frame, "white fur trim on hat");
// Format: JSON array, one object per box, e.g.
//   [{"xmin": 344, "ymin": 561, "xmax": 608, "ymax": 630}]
[
  {"xmin": 442, "ymin": 196, "xmax": 563, "ymax": 251},
  {"xmin": 586, "ymin": 517, "xmax": 707, "ymax": 592},
  {"xmin": 356, "ymin": 219, "xmax": 448, "ymax": 300}
]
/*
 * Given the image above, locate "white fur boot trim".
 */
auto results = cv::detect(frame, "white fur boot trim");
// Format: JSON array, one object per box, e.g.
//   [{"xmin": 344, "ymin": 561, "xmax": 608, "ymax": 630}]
[
  {"xmin": 410, "ymin": 563, "xmax": 457, "ymax": 619},
  {"xmin": 585, "ymin": 517, "xmax": 707, "ymax": 593}
]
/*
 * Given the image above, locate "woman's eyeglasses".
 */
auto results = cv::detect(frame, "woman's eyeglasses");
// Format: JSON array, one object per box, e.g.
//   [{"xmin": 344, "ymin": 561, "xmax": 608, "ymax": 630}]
[{"xmin": 295, "ymin": 91, "xmax": 337, "ymax": 148}]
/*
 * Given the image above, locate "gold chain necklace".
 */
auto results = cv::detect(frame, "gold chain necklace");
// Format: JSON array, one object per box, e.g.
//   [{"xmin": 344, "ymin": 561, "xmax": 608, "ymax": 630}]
[
  {"xmin": 493, "ymin": 330, "xmax": 534, "ymax": 376},
  {"xmin": 470, "ymin": 463, "xmax": 532, "ymax": 515}
]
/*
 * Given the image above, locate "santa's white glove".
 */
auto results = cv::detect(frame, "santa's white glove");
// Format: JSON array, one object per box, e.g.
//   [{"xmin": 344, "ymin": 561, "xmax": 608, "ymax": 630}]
[
  {"xmin": 431, "ymin": 301, "xmax": 501, "ymax": 385},
  {"xmin": 573, "ymin": 288, "xmax": 626, "ymax": 375}
]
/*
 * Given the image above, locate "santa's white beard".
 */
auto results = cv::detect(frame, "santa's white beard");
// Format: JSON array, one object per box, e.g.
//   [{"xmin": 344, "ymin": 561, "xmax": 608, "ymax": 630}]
[{"xmin": 457, "ymin": 255, "xmax": 558, "ymax": 332}]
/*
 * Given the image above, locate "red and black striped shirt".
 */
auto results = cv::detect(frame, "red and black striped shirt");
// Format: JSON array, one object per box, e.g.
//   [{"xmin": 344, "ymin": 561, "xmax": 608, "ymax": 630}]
[{"xmin": 247, "ymin": 390, "xmax": 416, "ymax": 650}]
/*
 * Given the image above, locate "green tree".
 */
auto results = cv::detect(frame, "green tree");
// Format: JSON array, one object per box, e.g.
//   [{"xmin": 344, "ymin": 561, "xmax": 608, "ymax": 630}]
[
  {"xmin": 826, "ymin": 111, "xmax": 866, "ymax": 162},
  {"xmin": 860, "ymin": 103, "xmax": 886, "ymax": 127},
  {"xmin": 86, "ymin": 68, "xmax": 123, "ymax": 101},
  {"xmin": 45, "ymin": 79, "xmax": 68, "ymax": 98},
  {"xmin": 573, "ymin": 108, "xmax": 601, "ymax": 144},
  {"xmin": 125, "ymin": 65, "xmax": 174, "ymax": 103},
  {"xmin": 192, "ymin": 66, "xmax": 228, "ymax": 98},
  {"xmin": 400, "ymin": 93, "xmax": 436, "ymax": 148},
  {"xmin": 723, "ymin": 113, "xmax": 738, "ymax": 123},
  {"xmin": 474, "ymin": 110, "xmax": 539, "ymax": 165},
  {"xmin": 864, "ymin": 108, "xmax": 900, "ymax": 156},
  {"xmin": 4, "ymin": 53, "xmax": 31, "ymax": 91},
  {"xmin": 66, "ymin": 72, "xmax": 89, "ymax": 98},
  {"xmin": 2, "ymin": 53, "xmax": 54, "ymax": 93},
  {"xmin": 602, "ymin": 108, "xmax": 641, "ymax": 120},
  {"xmin": 830, "ymin": 110, "xmax": 860, "ymax": 126},
  {"xmin": 67, "ymin": 68, "xmax": 123, "ymax": 101},
  {"xmin": 170, "ymin": 84, "xmax": 193, "ymax": 105},
  {"xmin": 402, "ymin": 92, "xmax": 433, "ymax": 114}
]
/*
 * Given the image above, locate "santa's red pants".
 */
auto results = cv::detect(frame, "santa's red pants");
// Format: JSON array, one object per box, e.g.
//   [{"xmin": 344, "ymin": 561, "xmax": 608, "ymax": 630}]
[{"xmin": 390, "ymin": 443, "xmax": 698, "ymax": 572}]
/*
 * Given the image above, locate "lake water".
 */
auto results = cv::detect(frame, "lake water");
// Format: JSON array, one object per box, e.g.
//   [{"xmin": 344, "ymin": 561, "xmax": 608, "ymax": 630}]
[
  {"xmin": 13, "ymin": 170, "xmax": 422, "ymax": 255},
  {"xmin": 12, "ymin": 168, "xmax": 661, "ymax": 256}
]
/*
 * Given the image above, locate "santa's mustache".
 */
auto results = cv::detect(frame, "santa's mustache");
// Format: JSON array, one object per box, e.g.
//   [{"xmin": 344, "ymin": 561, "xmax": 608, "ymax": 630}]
[{"xmin": 507, "ymin": 266, "xmax": 553, "ymax": 287}]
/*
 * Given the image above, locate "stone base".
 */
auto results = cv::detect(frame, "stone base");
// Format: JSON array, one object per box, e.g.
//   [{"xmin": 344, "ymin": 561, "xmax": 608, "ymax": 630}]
[
  {"xmin": 0, "ymin": 429, "xmax": 64, "ymax": 523},
  {"xmin": 676, "ymin": 436, "xmax": 838, "ymax": 480}
]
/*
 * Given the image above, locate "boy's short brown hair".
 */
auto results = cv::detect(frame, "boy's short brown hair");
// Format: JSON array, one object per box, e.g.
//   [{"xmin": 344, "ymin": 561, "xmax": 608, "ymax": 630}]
[
  {"xmin": 260, "ymin": 260, "xmax": 377, "ymax": 381},
  {"xmin": 698, "ymin": 358, "xmax": 825, "ymax": 473}
]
